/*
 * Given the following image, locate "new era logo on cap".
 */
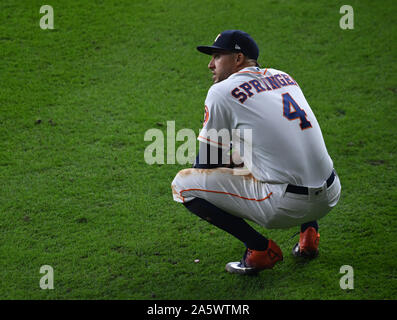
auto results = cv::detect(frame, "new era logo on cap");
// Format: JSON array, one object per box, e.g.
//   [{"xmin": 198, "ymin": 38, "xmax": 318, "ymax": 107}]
[{"xmin": 197, "ymin": 30, "xmax": 259, "ymax": 61}]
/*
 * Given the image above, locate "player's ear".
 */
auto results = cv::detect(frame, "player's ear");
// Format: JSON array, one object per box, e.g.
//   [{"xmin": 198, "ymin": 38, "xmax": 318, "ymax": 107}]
[{"xmin": 235, "ymin": 53, "xmax": 245, "ymax": 66}]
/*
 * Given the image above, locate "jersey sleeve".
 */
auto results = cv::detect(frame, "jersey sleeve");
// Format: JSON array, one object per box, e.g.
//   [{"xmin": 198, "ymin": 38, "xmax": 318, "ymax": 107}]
[{"xmin": 198, "ymin": 86, "xmax": 232, "ymax": 150}]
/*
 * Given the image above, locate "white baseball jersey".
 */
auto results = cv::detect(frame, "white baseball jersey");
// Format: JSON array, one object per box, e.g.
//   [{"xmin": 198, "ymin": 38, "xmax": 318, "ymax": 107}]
[{"xmin": 198, "ymin": 66, "xmax": 333, "ymax": 187}]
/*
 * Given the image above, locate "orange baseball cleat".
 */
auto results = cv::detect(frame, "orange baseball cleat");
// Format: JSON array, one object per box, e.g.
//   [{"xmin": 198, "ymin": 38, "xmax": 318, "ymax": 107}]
[
  {"xmin": 225, "ymin": 240, "xmax": 283, "ymax": 275},
  {"xmin": 292, "ymin": 227, "xmax": 320, "ymax": 258}
]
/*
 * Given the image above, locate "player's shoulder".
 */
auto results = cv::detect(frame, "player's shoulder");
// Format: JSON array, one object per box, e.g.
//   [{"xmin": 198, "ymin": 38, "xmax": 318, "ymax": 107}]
[
  {"xmin": 206, "ymin": 81, "xmax": 231, "ymax": 103},
  {"xmin": 228, "ymin": 66, "xmax": 291, "ymax": 80},
  {"xmin": 230, "ymin": 66, "xmax": 265, "ymax": 80},
  {"xmin": 263, "ymin": 67, "xmax": 300, "ymax": 87},
  {"xmin": 263, "ymin": 67, "xmax": 289, "ymax": 76}
]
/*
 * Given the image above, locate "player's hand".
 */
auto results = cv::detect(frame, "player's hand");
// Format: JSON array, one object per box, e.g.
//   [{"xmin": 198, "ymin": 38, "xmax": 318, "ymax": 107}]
[{"xmin": 229, "ymin": 150, "xmax": 244, "ymax": 168}]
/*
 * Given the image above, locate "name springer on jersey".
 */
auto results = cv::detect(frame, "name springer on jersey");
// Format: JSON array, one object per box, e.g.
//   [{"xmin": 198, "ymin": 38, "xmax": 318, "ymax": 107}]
[{"xmin": 231, "ymin": 72, "xmax": 298, "ymax": 104}]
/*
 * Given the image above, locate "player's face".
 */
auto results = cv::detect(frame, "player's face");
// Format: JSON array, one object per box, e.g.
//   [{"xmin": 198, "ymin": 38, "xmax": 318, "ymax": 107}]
[{"xmin": 208, "ymin": 52, "xmax": 237, "ymax": 83}]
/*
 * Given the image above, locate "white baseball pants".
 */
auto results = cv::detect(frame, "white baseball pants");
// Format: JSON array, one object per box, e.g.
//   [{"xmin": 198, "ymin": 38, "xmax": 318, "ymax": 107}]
[{"xmin": 171, "ymin": 167, "xmax": 341, "ymax": 229}]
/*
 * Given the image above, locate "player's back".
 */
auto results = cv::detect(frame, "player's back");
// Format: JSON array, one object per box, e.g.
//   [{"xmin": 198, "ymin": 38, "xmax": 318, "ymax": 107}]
[{"xmin": 213, "ymin": 67, "xmax": 333, "ymax": 187}]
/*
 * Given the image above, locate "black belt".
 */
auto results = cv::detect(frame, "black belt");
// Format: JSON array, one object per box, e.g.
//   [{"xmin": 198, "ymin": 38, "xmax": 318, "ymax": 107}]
[{"xmin": 286, "ymin": 171, "xmax": 335, "ymax": 195}]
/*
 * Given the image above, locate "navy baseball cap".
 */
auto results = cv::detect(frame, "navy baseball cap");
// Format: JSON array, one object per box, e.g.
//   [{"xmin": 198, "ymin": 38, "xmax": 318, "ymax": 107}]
[{"xmin": 197, "ymin": 30, "xmax": 259, "ymax": 60}]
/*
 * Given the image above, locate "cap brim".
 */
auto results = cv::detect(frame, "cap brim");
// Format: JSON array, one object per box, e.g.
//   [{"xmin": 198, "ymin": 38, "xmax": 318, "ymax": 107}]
[{"xmin": 197, "ymin": 45, "xmax": 237, "ymax": 55}]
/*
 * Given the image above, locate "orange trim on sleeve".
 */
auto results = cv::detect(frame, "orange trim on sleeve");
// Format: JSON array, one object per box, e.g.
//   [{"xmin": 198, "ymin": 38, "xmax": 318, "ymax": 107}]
[
  {"xmin": 180, "ymin": 188, "xmax": 273, "ymax": 203},
  {"xmin": 198, "ymin": 135, "xmax": 229, "ymax": 147}
]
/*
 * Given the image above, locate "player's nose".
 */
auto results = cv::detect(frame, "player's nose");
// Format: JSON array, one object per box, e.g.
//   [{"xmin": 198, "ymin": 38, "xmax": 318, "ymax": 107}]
[{"xmin": 208, "ymin": 57, "xmax": 215, "ymax": 69}]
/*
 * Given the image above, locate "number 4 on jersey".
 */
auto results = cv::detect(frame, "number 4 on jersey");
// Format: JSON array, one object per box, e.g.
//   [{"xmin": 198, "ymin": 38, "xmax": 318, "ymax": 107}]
[{"xmin": 282, "ymin": 93, "xmax": 312, "ymax": 130}]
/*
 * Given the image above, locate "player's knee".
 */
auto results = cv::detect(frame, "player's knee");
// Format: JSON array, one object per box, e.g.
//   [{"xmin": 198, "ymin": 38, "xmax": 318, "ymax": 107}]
[
  {"xmin": 172, "ymin": 168, "xmax": 188, "ymax": 183},
  {"xmin": 171, "ymin": 169, "xmax": 199, "ymax": 203},
  {"xmin": 175, "ymin": 168, "xmax": 196, "ymax": 181},
  {"xmin": 171, "ymin": 168, "xmax": 194, "ymax": 191}
]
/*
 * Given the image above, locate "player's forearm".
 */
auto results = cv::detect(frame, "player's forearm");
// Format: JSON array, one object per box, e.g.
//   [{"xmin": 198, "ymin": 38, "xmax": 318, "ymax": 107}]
[
  {"xmin": 193, "ymin": 142, "xmax": 230, "ymax": 169},
  {"xmin": 193, "ymin": 142, "xmax": 244, "ymax": 169}
]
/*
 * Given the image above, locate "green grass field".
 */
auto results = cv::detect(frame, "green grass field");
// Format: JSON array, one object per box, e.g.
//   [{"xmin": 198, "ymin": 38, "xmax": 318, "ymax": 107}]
[{"xmin": 1, "ymin": 0, "xmax": 396, "ymax": 300}]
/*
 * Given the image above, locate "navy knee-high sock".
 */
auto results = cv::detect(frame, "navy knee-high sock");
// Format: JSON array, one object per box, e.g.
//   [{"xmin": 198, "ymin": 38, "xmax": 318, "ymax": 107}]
[
  {"xmin": 183, "ymin": 198, "xmax": 268, "ymax": 251},
  {"xmin": 301, "ymin": 221, "xmax": 318, "ymax": 233}
]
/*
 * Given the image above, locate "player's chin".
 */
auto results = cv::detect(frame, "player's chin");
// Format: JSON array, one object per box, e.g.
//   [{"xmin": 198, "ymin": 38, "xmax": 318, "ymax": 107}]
[
  {"xmin": 212, "ymin": 72, "xmax": 231, "ymax": 83},
  {"xmin": 212, "ymin": 75, "xmax": 224, "ymax": 84}
]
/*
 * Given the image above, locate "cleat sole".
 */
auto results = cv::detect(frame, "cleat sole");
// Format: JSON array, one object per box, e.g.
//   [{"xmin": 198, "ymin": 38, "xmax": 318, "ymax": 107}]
[
  {"xmin": 225, "ymin": 262, "xmax": 259, "ymax": 275},
  {"xmin": 292, "ymin": 243, "xmax": 318, "ymax": 258}
]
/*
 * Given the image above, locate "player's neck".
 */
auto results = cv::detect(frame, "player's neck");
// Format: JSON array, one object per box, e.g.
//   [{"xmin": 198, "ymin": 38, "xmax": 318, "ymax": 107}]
[{"xmin": 236, "ymin": 62, "xmax": 257, "ymax": 73}]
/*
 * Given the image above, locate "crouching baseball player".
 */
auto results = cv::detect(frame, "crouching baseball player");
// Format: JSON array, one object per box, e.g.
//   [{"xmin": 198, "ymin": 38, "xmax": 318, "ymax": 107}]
[{"xmin": 171, "ymin": 30, "xmax": 341, "ymax": 275}]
